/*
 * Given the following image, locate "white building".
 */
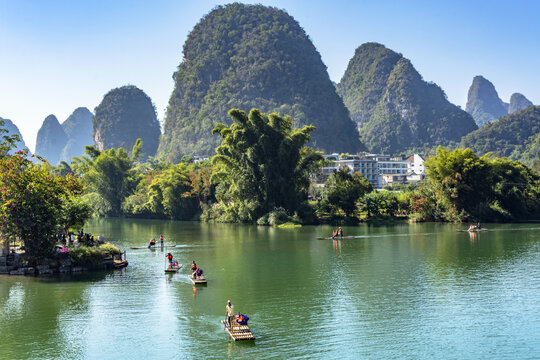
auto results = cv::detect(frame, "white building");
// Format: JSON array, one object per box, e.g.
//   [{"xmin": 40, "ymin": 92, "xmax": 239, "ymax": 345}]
[
  {"xmin": 406, "ymin": 154, "xmax": 425, "ymax": 184},
  {"xmin": 321, "ymin": 153, "xmax": 407, "ymax": 188},
  {"xmin": 406, "ymin": 154, "xmax": 425, "ymax": 175}
]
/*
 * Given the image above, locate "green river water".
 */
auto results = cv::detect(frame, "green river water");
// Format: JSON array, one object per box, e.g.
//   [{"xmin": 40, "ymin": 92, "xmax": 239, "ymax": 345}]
[{"xmin": 1, "ymin": 219, "xmax": 539, "ymax": 359}]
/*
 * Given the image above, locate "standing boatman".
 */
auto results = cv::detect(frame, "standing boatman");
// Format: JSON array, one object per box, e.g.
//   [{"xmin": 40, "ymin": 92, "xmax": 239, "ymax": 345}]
[
  {"xmin": 226, "ymin": 300, "xmax": 234, "ymax": 328},
  {"xmin": 166, "ymin": 252, "xmax": 173, "ymax": 267},
  {"xmin": 160, "ymin": 234, "xmax": 164, "ymax": 247}
]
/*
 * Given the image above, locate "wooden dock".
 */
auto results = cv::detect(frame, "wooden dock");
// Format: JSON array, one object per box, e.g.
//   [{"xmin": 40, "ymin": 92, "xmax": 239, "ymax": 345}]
[
  {"xmin": 188, "ymin": 274, "xmax": 207, "ymax": 285},
  {"xmin": 221, "ymin": 320, "xmax": 255, "ymax": 341}
]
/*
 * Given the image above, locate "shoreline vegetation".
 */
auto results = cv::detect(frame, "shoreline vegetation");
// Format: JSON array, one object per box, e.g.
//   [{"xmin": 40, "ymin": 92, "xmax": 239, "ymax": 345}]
[{"xmin": 1, "ymin": 108, "xmax": 540, "ymax": 266}]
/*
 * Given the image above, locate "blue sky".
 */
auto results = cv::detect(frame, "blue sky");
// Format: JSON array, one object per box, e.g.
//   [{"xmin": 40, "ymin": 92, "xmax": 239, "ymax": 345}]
[{"xmin": 1, "ymin": 0, "xmax": 539, "ymax": 152}]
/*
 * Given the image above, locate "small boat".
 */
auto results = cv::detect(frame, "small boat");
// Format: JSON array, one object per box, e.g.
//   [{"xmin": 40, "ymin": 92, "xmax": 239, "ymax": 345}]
[
  {"xmin": 317, "ymin": 236, "xmax": 357, "ymax": 240},
  {"xmin": 220, "ymin": 320, "xmax": 255, "ymax": 341},
  {"xmin": 457, "ymin": 228, "xmax": 488, "ymax": 232},
  {"xmin": 164, "ymin": 263, "xmax": 182, "ymax": 273},
  {"xmin": 130, "ymin": 244, "xmax": 177, "ymax": 249},
  {"xmin": 188, "ymin": 274, "xmax": 207, "ymax": 285}
]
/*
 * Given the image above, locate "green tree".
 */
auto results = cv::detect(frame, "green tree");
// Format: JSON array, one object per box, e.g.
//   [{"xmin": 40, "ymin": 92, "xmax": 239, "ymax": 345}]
[
  {"xmin": 210, "ymin": 108, "xmax": 322, "ymax": 222},
  {"xmin": 0, "ymin": 150, "xmax": 84, "ymax": 258},
  {"xmin": 58, "ymin": 199, "xmax": 92, "ymax": 239},
  {"xmin": 78, "ymin": 141, "xmax": 141, "ymax": 216},
  {"xmin": 0, "ymin": 119, "xmax": 21, "ymax": 157},
  {"xmin": 145, "ymin": 163, "xmax": 196, "ymax": 219},
  {"xmin": 323, "ymin": 167, "xmax": 373, "ymax": 217},
  {"xmin": 424, "ymin": 147, "xmax": 492, "ymax": 219}
]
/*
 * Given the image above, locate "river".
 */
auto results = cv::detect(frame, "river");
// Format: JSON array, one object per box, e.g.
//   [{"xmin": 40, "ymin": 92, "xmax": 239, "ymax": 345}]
[{"xmin": 1, "ymin": 219, "xmax": 539, "ymax": 359}]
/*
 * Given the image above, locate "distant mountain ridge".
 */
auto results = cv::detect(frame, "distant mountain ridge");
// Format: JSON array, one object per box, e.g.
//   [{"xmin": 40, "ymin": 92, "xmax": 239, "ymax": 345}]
[
  {"xmin": 34, "ymin": 108, "xmax": 94, "ymax": 165},
  {"xmin": 35, "ymin": 115, "xmax": 68, "ymax": 165},
  {"xmin": 61, "ymin": 107, "xmax": 94, "ymax": 162},
  {"xmin": 336, "ymin": 42, "xmax": 477, "ymax": 154},
  {"xmin": 158, "ymin": 3, "xmax": 362, "ymax": 162},
  {"xmin": 466, "ymin": 75, "xmax": 533, "ymax": 126}
]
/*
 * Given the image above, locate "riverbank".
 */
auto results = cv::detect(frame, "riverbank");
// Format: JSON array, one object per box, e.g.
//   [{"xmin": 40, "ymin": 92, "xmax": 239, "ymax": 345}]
[{"xmin": 0, "ymin": 244, "xmax": 128, "ymax": 276}]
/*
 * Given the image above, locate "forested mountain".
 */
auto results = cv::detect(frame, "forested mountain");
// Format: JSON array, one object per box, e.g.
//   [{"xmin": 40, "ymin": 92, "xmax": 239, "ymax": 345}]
[
  {"xmin": 465, "ymin": 76, "xmax": 534, "ymax": 127},
  {"xmin": 93, "ymin": 85, "xmax": 161, "ymax": 158},
  {"xmin": 35, "ymin": 115, "xmax": 68, "ymax": 165},
  {"xmin": 461, "ymin": 105, "xmax": 540, "ymax": 165},
  {"xmin": 336, "ymin": 42, "xmax": 477, "ymax": 154},
  {"xmin": 60, "ymin": 107, "xmax": 93, "ymax": 162},
  {"xmin": 0, "ymin": 117, "xmax": 30, "ymax": 154},
  {"xmin": 465, "ymin": 76, "xmax": 507, "ymax": 127},
  {"xmin": 159, "ymin": 3, "xmax": 362, "ymax": 162},
  {"xmin": 508, "ymin": 93, "xmax": 533, "ymax": 114}
]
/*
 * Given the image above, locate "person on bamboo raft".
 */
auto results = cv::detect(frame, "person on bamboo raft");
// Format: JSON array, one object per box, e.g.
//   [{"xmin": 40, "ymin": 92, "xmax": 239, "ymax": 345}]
[
  {"xmin": 148, "ymin": 238, "xmax": 156, "ymax": 248},
  {"xmin": 166, "ymin": 252, "xmax": 173, "ymax": 266},
  {"xmin": 226, "ymin": 300, "xmax": 234, "ymax": 328},
  {"xmin": 191, "ymin": 261, "xmax": 197, "ymax": 272}
]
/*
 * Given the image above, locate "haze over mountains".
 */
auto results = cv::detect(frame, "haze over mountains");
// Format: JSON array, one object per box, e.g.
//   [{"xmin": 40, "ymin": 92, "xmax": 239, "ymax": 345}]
[
  {"xmin": 466, "ymin": 75, "xmax": 533, "ymax": 127},
  {"xmin": 34, "ymin": 109, "xmax": 93, "ymax": 165}
]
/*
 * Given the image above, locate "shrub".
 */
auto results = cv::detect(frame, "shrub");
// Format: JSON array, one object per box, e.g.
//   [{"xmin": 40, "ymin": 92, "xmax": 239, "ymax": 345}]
[
  {"xmin": 99, "ymin": 243, "xmax": 121, "ymax": 255},
  {"xmin": 69, "ymin": 246, "xmax": 104, "ymax": 269}
]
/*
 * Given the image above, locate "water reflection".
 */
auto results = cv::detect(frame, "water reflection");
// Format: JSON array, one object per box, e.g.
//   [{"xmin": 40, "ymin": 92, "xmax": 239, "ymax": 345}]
[{"xmin": 1, "ymin": 220, "xmax": 539, "ymax": 359}]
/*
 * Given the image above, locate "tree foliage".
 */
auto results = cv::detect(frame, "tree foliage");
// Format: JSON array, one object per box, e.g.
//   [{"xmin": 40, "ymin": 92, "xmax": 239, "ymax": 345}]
[
  {"xmin": 209, "ymin": 108, "xmax": 322, "ymax": 222},
  {"xmin": 0, "ymin": 150, "xmax": 84, "ymax": 257},
  {"xmin": 424, "ymin": 147, "xmax": 540, "ymax": 221},
  {"xmin": 76, "ymin": 145, "xmax": 140, "ymax": 217},
  {"xmin": 461, "ymin": 105, "xmax": 540, "ymax": 166},
  {"xmin": 323, "ymin": 167, "xmax": 372, "ymax": 217}
]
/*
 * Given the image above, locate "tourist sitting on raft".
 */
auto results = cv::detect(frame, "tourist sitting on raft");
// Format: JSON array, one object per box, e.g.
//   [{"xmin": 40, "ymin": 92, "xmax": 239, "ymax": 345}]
[
  {"xmin": 469, "ymin": 224, "xmax": 478, "ymax": 230},
  {"xmin": 148, "ymin": 238, "xmax": 156, "ymax": 248},
  {"xmin": 236, "ymin": 314, "xmax": 249, "ymax": 325},
  {"xmin": 331, "ymin": 227, "xmax": 344, "ymax": 239},
  {"xmin": 192, "ymin": 267, "xmax": 203, "ymax": 279}
]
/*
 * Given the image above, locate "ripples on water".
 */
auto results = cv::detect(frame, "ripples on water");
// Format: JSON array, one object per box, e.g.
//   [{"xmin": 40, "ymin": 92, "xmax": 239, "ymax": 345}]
[{"xmin": 0, "ymin": 221, "xmax": 539, "ymax": 359}]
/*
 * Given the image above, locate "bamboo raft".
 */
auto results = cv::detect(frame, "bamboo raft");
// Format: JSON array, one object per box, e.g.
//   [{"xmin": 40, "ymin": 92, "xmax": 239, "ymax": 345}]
[
  {"xmin": 317, "ymin": 236, "xmax": 357, "ymax": 240},
  {"xmin": 164, "ymin": 264, "xmax": 182, "ymax": 273},
  {"xmin": 188, "ymin": 274, "xmax": 207, "ymax": 285},
  {"xmin": 220, "ymin": 320, "xmax": 255, "ymax": 341},
  {"xmin": 113, "ymin": 259, "xmax": 128, "ymax": 269},
  {"xmin": 457, "ymin": 229, "xmax": 488, "ymax": 232},
  {"xmin": 130, "ymin": 244, "xmax": 177, "ymax": 249}
]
